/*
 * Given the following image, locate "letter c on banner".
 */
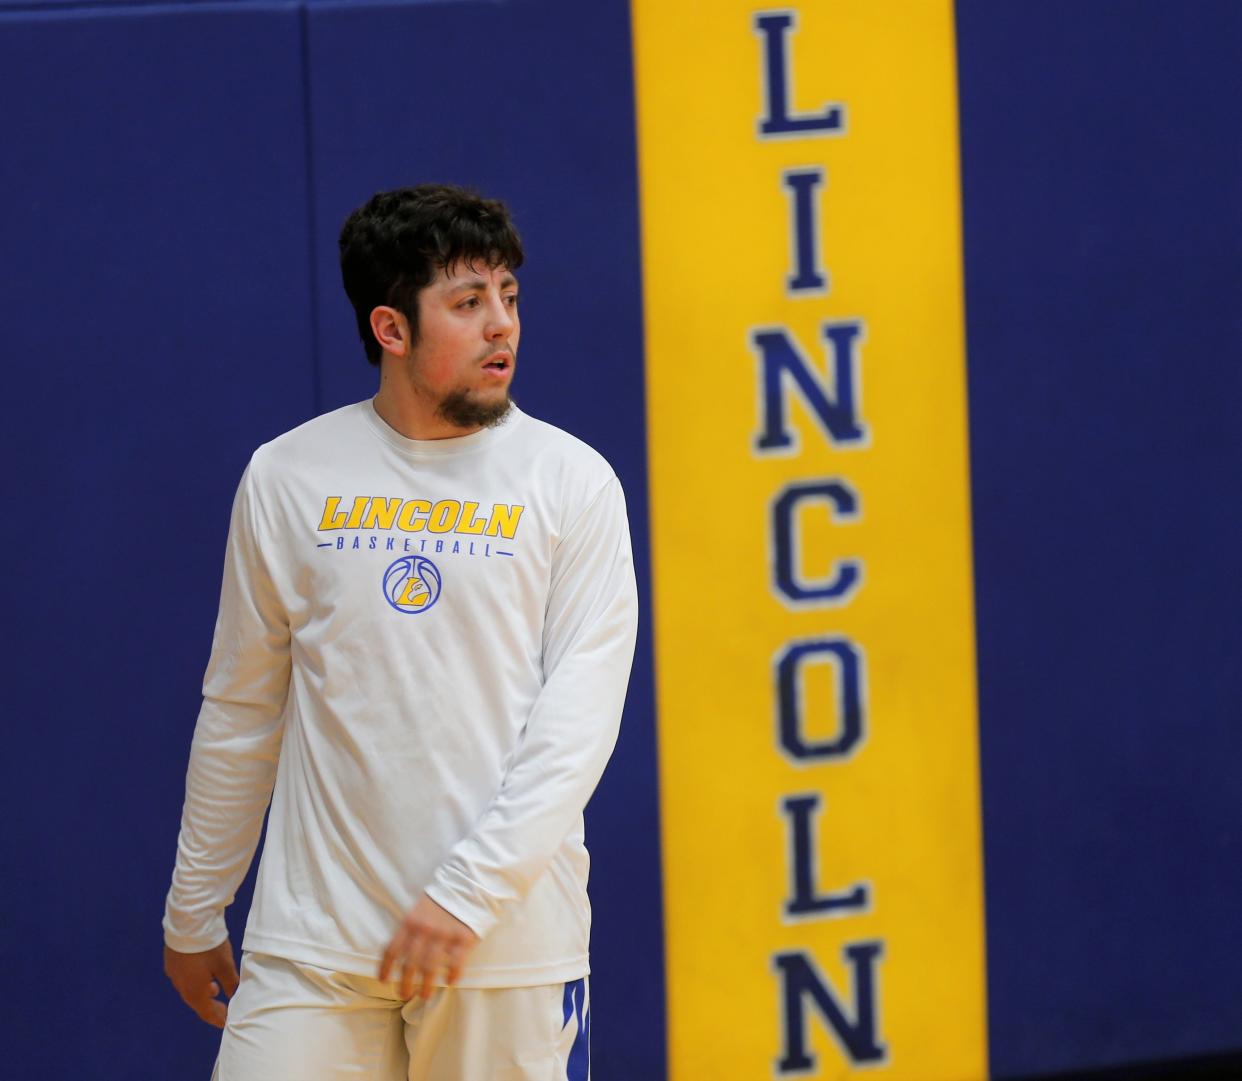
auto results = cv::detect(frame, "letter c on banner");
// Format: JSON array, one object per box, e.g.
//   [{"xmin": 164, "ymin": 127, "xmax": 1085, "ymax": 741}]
[{"xmin": 771, "ymin": 479, "xmax": 861, "ymax": 605}]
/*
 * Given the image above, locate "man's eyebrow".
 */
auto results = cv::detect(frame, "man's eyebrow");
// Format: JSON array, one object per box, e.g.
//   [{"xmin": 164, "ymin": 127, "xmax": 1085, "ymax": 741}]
[{"xmin": 445, "ymin": 274, "xmax": 518, "ymax": 293}]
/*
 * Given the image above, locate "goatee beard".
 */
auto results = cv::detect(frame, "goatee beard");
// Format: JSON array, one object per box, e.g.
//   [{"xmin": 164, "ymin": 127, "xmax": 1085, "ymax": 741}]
[{"xmin": 436, "ymin": 390, "xmax": 513, "ymax": 431}]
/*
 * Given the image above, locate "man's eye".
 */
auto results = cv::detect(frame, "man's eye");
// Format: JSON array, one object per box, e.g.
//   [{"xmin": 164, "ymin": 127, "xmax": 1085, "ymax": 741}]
[
  {"xmin": 505, "ymin": 295, "xmax": 518, "ymax": 306},
  {"xmin": 459, "ymin": 297, "xmax": 479, "ymax": 309}
]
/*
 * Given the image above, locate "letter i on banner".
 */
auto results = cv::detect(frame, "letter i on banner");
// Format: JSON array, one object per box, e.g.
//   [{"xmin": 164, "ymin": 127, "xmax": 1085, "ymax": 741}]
[{"xmin": 632, "ymin": 2, "xmax": 987, "ymax": 1078}]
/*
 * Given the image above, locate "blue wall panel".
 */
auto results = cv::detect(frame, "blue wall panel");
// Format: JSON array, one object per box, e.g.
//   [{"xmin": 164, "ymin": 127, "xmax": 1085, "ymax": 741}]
[
  {"xmin": 303, "ymin": 4, "xmax": 665, "ymax": 1077},
  {"xmin": 0, "ymin": 4, "xmax": 315, "ymax": 1076},
  {"xmin": 956, "ymin": 2, "xmax": 1242, "ymax": 1077}
]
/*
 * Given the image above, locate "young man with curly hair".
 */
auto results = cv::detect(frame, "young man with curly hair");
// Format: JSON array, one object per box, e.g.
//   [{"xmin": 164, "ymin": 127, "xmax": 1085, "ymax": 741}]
[{"xmin": 162, "ymin": 184, "xmax": 636, "ymax": 1080}]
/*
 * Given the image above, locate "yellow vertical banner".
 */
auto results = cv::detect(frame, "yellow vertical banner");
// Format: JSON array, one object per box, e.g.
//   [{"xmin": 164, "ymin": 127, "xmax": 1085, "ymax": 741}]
[{"xmin": 634, "ymin": 3, "xmax": 987, "ymax": 1078}]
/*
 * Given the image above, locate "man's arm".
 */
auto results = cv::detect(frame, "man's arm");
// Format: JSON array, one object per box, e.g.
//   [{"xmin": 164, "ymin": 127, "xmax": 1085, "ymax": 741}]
[
  {"xmin": 382, "ymin": 474, "xmax": 638, "ymax": 993},
  {"xmin": 163, "ymin": 461, "xmax": 291, "ymax": 1023}
]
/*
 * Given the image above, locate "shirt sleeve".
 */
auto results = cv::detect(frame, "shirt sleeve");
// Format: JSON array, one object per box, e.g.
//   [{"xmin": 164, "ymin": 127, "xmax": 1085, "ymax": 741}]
[
  {"xmin": 425, "ymin": 475, "xmax": 639, "ymax": 939},
  {"xmin": 162, "ymin": 462, "xmax": 291, "ymax": 953}
]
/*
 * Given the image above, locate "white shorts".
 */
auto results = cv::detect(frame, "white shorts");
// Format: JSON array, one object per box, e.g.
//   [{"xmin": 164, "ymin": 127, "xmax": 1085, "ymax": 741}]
[{"xmin": 212, "ymin": 952, "xmax": 591, "ymax": 1081}]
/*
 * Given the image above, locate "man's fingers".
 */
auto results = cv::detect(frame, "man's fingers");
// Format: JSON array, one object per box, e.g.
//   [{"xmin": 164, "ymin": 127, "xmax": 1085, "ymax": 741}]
[
  {"xmin": 198, "ymin": 998, "xmax": 228, "ymax": 1029},
  {"xmin": 444, "ymin": 943, "xmax": 466, "ymax": 987},
  {"xmin": 379, "ymin": 927, "xmax": 406, "ymax": 983},
  {"xmin": 188, "ymin": 985, "xmax": 228, "ymax": 1029},
  {"xmin": 219, "ymin": 952, "xmax": 241, "ymax": 998},
  {"xmin": 399, "ymin": 951, "xmax": 419, "ymax": 1000},
  {"xmin": 403, "ymin": 935, "xmax": 442, "ymax": 1001},
  {"xmin": 397, "ymin": 929, "xmax": 422, "ymax": 999},
  {"xmin": 417, "ymin": 936, "xmax": 438, "ymax": 1001}
]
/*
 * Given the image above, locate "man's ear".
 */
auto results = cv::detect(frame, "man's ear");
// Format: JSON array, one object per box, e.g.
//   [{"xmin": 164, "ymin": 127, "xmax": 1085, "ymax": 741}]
[{"xmin": 370, "ymin": 306, "xmax": 412, "ymax": 358}]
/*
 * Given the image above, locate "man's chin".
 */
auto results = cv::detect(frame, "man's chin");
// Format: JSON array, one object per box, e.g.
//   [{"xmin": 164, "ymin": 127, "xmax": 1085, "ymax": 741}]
[{"xmin": 436, "ymin": 390, "xmax": 513, "ymax": 431}]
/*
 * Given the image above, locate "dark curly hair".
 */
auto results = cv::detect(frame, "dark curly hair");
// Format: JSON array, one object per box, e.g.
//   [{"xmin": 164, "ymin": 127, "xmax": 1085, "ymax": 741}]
[{"xmin": 338, "ymin": 184, "xmax": 524, "ymax": 365}]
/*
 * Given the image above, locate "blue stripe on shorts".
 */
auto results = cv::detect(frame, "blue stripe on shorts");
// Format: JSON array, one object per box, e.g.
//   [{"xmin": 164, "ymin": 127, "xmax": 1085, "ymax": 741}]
[{"xmin": 561, "ymin": 978, "xmax": 590, "ymax": 1080}]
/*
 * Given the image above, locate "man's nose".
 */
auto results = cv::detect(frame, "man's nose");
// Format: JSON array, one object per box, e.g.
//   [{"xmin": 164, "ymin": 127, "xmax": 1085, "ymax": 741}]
[{"xmin": 486, "ymin": 296, "xmax": 515, "ymax": 339}]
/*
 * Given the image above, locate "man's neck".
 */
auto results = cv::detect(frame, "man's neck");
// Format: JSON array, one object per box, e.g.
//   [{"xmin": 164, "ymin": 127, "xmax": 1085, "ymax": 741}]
[{"xmin": 372, "ymin": 375, "xmax": 482, "ymax": 441}]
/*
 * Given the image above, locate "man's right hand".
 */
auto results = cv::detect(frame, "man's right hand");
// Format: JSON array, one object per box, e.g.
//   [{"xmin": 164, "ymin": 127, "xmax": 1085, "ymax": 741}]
[{"xmin": 164, "ymin": 940, "xmax": 240, "ymax": 1028}]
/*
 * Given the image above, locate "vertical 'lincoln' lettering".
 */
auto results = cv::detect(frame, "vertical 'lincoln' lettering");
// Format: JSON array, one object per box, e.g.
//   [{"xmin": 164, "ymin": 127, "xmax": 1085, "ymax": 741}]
[{"xmin": 754, "ymin": 7, "xmax": 888, "ymax": 1073}]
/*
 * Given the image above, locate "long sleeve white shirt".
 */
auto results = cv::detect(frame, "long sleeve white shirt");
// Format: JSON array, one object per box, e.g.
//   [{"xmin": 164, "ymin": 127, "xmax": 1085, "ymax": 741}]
[{"xmin": 163, "ymin": 401, "xmax": 638, "ymax": 987}]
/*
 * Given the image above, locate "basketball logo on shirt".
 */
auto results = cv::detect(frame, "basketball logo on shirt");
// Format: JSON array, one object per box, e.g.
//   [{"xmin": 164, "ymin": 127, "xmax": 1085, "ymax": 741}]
[{"xmin": 382, "ymin": 555, "xmax": 442, "ymax": 614}]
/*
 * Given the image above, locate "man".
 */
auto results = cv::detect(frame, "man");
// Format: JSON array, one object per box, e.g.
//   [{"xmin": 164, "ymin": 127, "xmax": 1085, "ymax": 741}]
[{"xmin": 163, "ymin": 184, "xmax": 638, "ymax": 1080}]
